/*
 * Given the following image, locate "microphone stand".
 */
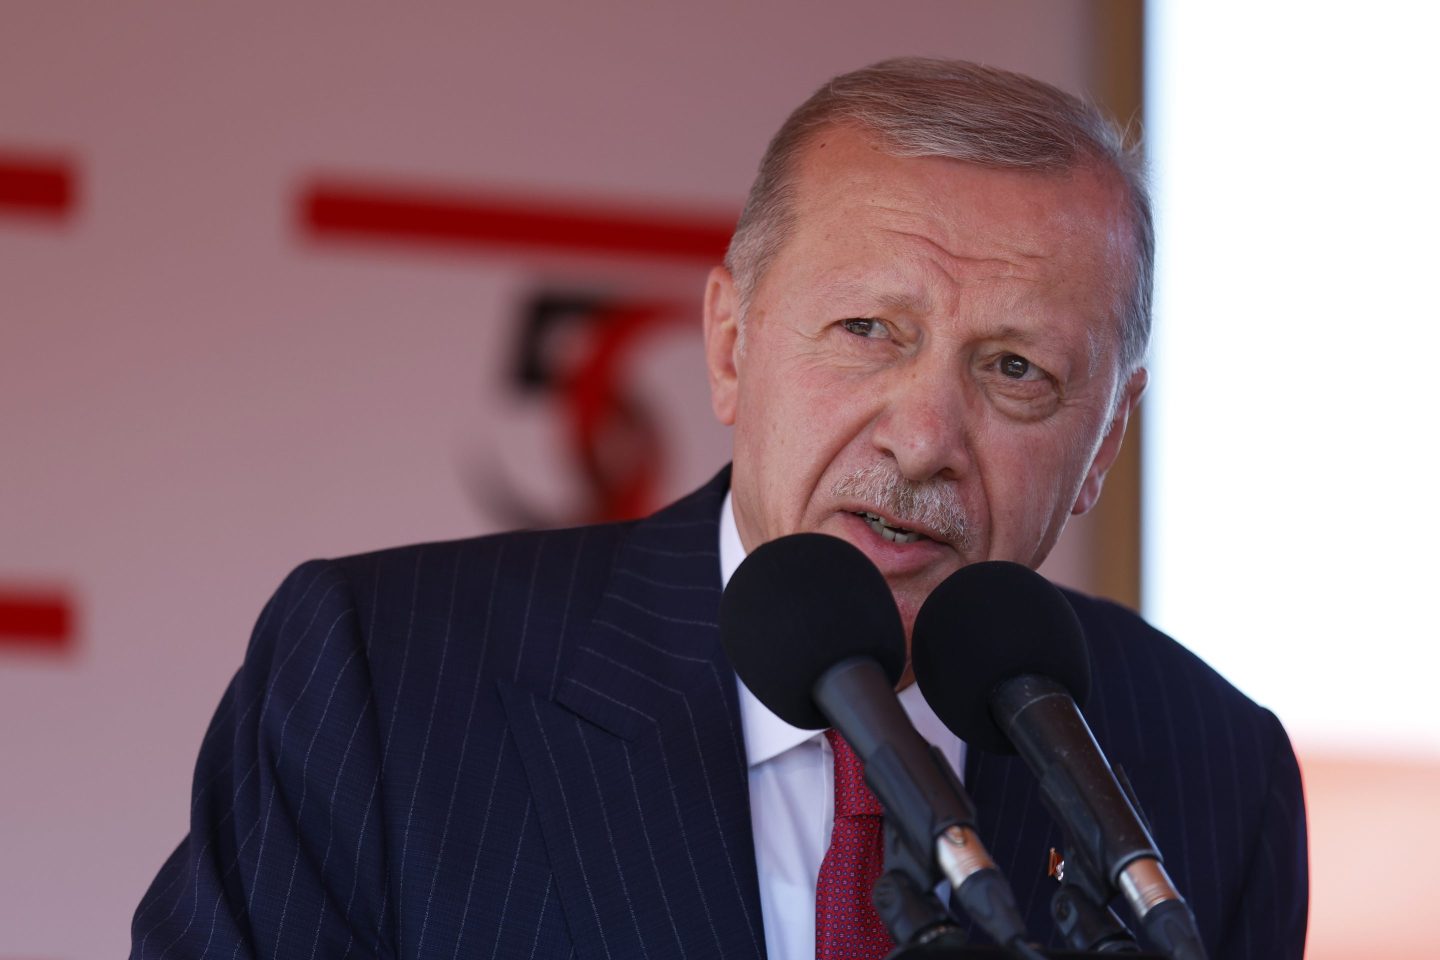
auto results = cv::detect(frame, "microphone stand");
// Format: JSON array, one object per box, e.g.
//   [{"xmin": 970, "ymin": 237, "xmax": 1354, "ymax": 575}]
[
  {"xmin": 1044, "ymin": 764, "xmax": 1168, "ymax": 955},
  {"xmin": 873, "ymin": 818, "xmax": 971, "ymax": 954},
  {"xmin": 1048, "ymin": 851, "xmax": 1144, "ymax": 953},
  {"xmin": 872, "ymin": 817, "xmax": 1050, "ymax": 960},
  {"xmin": 874, "ymin": 809, "xmax": 1161, "ymax": 960}
]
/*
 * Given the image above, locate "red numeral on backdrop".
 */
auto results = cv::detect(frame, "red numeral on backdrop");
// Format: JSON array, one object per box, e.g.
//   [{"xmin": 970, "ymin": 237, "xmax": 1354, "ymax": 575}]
[
  {"xmin": 0, "ymin": 154, "xmax": 76, "ymax": 218},
  {"xmin": 0, "ymin": 589, "xmax": 75, "ymax": 652},
  {"xmin": 301, "ymin": 181, "xmax": 734, "ymax": 263}
]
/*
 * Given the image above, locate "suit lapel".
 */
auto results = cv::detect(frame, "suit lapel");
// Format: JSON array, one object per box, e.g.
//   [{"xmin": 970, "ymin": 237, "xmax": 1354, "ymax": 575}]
[{"xmin": 501, "ymin": 472, "xmax": 767, "ymax": 960}]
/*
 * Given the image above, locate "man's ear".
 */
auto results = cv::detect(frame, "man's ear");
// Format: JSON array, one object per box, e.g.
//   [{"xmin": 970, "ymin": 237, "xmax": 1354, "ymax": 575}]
[
  {"xmin": 703, "ymin": 265, "xmax": 742, "ymax": 426},
  {"xmin": 1071, "ymin": 368, "xmax": 1148, "ymax": 516}
]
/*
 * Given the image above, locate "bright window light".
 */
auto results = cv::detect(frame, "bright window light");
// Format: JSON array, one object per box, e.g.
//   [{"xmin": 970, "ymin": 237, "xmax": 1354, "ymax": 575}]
[{"xmin": 1144, "ymin": 2, "xmax": 1440, "ymax": 757}]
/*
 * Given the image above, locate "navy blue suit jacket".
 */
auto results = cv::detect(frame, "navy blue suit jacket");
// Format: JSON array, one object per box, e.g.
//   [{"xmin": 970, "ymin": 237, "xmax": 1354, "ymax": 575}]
[{"xmin": 132, "ymin": 470, "xmax": 1307, "ymax": 959}]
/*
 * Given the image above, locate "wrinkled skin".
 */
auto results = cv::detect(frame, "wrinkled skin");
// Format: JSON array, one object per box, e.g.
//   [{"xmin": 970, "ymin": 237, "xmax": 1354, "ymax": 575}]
[{"xmin": 704, "ymin": 125, "xmax": 1147, "ymax": 642}]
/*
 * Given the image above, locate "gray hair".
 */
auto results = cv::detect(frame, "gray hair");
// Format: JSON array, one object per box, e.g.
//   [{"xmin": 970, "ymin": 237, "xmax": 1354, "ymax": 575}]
[{"xmin": 724, "ymin": 57, "xmax": 1153, "ymax": 375}]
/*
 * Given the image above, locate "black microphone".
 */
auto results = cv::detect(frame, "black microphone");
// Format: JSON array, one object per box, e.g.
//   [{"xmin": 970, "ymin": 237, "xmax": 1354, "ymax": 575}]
[
  {"xmin": 911, "ymin": 561, "xmax": 1208, "ymax": 960},
  {"xmin": 719, "ymin": 533, "xmax": 1037, "ymax": 956}
]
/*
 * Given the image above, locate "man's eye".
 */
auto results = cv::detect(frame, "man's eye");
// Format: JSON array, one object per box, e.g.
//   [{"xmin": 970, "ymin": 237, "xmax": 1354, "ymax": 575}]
[
  {"xmin": 840, "ymin": 318, "xmax": 891, "ymax": 339},
  {"xmin": 999, "ymin": 354, "xmax": 1042, "ymax": 380}
]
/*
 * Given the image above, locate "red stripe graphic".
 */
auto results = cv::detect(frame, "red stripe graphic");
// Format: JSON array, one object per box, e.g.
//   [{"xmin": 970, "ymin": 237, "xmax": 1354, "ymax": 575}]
[
  {"xmin": 302, "ymin": 181, "xmax": 735, "ymax": 262},
  {"xmin": 0, "ymin": 154, "xmax": 76, "ymax": 218},
  {"xmin": 0, "ymin": 589, "xmax": 75, "ymax": 652}
]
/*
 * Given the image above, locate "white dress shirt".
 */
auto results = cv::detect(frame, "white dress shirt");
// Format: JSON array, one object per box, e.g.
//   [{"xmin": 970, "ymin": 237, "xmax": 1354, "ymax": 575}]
[{"xmin": 719, "ymin": 493, "xmax": 967, "ymax": 960}]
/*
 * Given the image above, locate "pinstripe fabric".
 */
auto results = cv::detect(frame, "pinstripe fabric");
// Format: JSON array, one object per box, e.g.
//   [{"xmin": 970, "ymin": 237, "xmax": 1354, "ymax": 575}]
[
  {"xmin": 132, "ymin": 468, "xmax": 1306, "ymax": 959},
  {"xmin": 965, "ymin": 591, "xmax": 1309, "ymax": 958},
  {"xmin": 132, "ymin": 471, "xmax": 761, "ymax": 960}
]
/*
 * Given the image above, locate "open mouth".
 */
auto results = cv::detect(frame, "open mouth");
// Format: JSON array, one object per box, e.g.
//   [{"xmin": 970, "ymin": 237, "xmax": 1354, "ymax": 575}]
[{"xmin": 854, "ymin": 510, "xmax": 923, "ymax": 544}]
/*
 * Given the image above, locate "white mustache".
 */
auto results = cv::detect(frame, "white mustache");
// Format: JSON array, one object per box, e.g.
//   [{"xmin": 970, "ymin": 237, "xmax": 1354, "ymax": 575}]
[{"xmin": 832, "ymin": 462, "xmax": 972, "ymax": 548}]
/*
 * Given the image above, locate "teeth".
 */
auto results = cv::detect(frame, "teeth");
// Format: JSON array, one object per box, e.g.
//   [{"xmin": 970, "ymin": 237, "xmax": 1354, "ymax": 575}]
[{"xmin": 857, "ymin": 511, "xmax": 921, "ymax": 544}]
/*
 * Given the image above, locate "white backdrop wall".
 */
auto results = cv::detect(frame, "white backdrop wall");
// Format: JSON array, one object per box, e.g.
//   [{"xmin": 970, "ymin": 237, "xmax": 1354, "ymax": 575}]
[
  {"xmin": 1145, "ymin": 4, "xmax": 1440, "ymax": 955},
  {"xmin": 0, "ymin": 4, "xmax": 1107, "ymax": 957}
]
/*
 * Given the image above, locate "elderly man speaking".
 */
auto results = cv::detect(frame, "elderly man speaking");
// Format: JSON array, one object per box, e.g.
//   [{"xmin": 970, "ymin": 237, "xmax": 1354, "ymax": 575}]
[{"xmin": 132, "ymin": 59, "xmax": 1308, "ymax": 960}]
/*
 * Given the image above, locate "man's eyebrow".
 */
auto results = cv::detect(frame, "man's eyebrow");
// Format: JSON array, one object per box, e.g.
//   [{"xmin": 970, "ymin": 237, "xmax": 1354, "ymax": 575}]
[
  {"xmin": 816, "ymin": 275, "xmax": 932, "ymax": 314},
  {"xmin": 981, "ymin": 322, "xmax": 1105, "ymax": 369}
]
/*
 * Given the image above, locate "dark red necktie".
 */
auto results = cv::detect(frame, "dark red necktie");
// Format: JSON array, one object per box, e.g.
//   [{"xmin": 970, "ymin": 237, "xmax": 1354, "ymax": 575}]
[{"xmin": 816, "ymin": 729, "xmax": 892, "ymax": 960}]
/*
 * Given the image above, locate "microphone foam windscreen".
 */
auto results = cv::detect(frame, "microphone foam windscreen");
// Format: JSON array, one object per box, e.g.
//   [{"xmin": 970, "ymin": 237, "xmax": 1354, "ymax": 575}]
[
  {"xmin": 719, "ymin": 533, "xmax": 905, "ymax": 729},
  {"xmin": 911, "ymin": 561, "xmax": 1091, "ymax": 753}
]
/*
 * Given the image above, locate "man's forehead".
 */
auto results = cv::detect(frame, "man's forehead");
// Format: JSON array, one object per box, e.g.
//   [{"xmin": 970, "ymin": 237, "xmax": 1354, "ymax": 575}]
[
  {"xmin": 781, "ymin": 127, "xmax": 1131, "ymax": 313},
  {"xmin": 794, "ymin": 127, "xmax": 1126, "ymax": 234}
]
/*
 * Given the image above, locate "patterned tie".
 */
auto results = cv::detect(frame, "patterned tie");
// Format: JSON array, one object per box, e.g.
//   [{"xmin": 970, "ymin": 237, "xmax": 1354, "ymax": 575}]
[{"xmin": 816, "ymin": 729, "xmax": 892, "ymax": 960}]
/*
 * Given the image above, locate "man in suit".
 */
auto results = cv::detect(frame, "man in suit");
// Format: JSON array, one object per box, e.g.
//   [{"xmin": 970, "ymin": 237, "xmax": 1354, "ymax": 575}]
[{"xmin": 132, "ymin": 59, "xmax": 1308, "ymax": 959}]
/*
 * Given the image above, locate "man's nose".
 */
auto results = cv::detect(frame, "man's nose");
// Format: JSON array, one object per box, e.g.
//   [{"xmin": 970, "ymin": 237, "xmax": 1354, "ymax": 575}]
[{"xmin": 869, "ymin": 363, "xmax": 974, "ymax": 482}]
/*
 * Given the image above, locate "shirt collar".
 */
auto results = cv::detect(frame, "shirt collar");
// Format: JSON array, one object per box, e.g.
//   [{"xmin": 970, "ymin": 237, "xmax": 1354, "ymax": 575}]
[
  {"xmin": 720, "ymin": 490, "xmax": 964, "ymax": 772},
  {"xmin": 721, "ymin": 491, "xmax": 816, "ymax": 764}
]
